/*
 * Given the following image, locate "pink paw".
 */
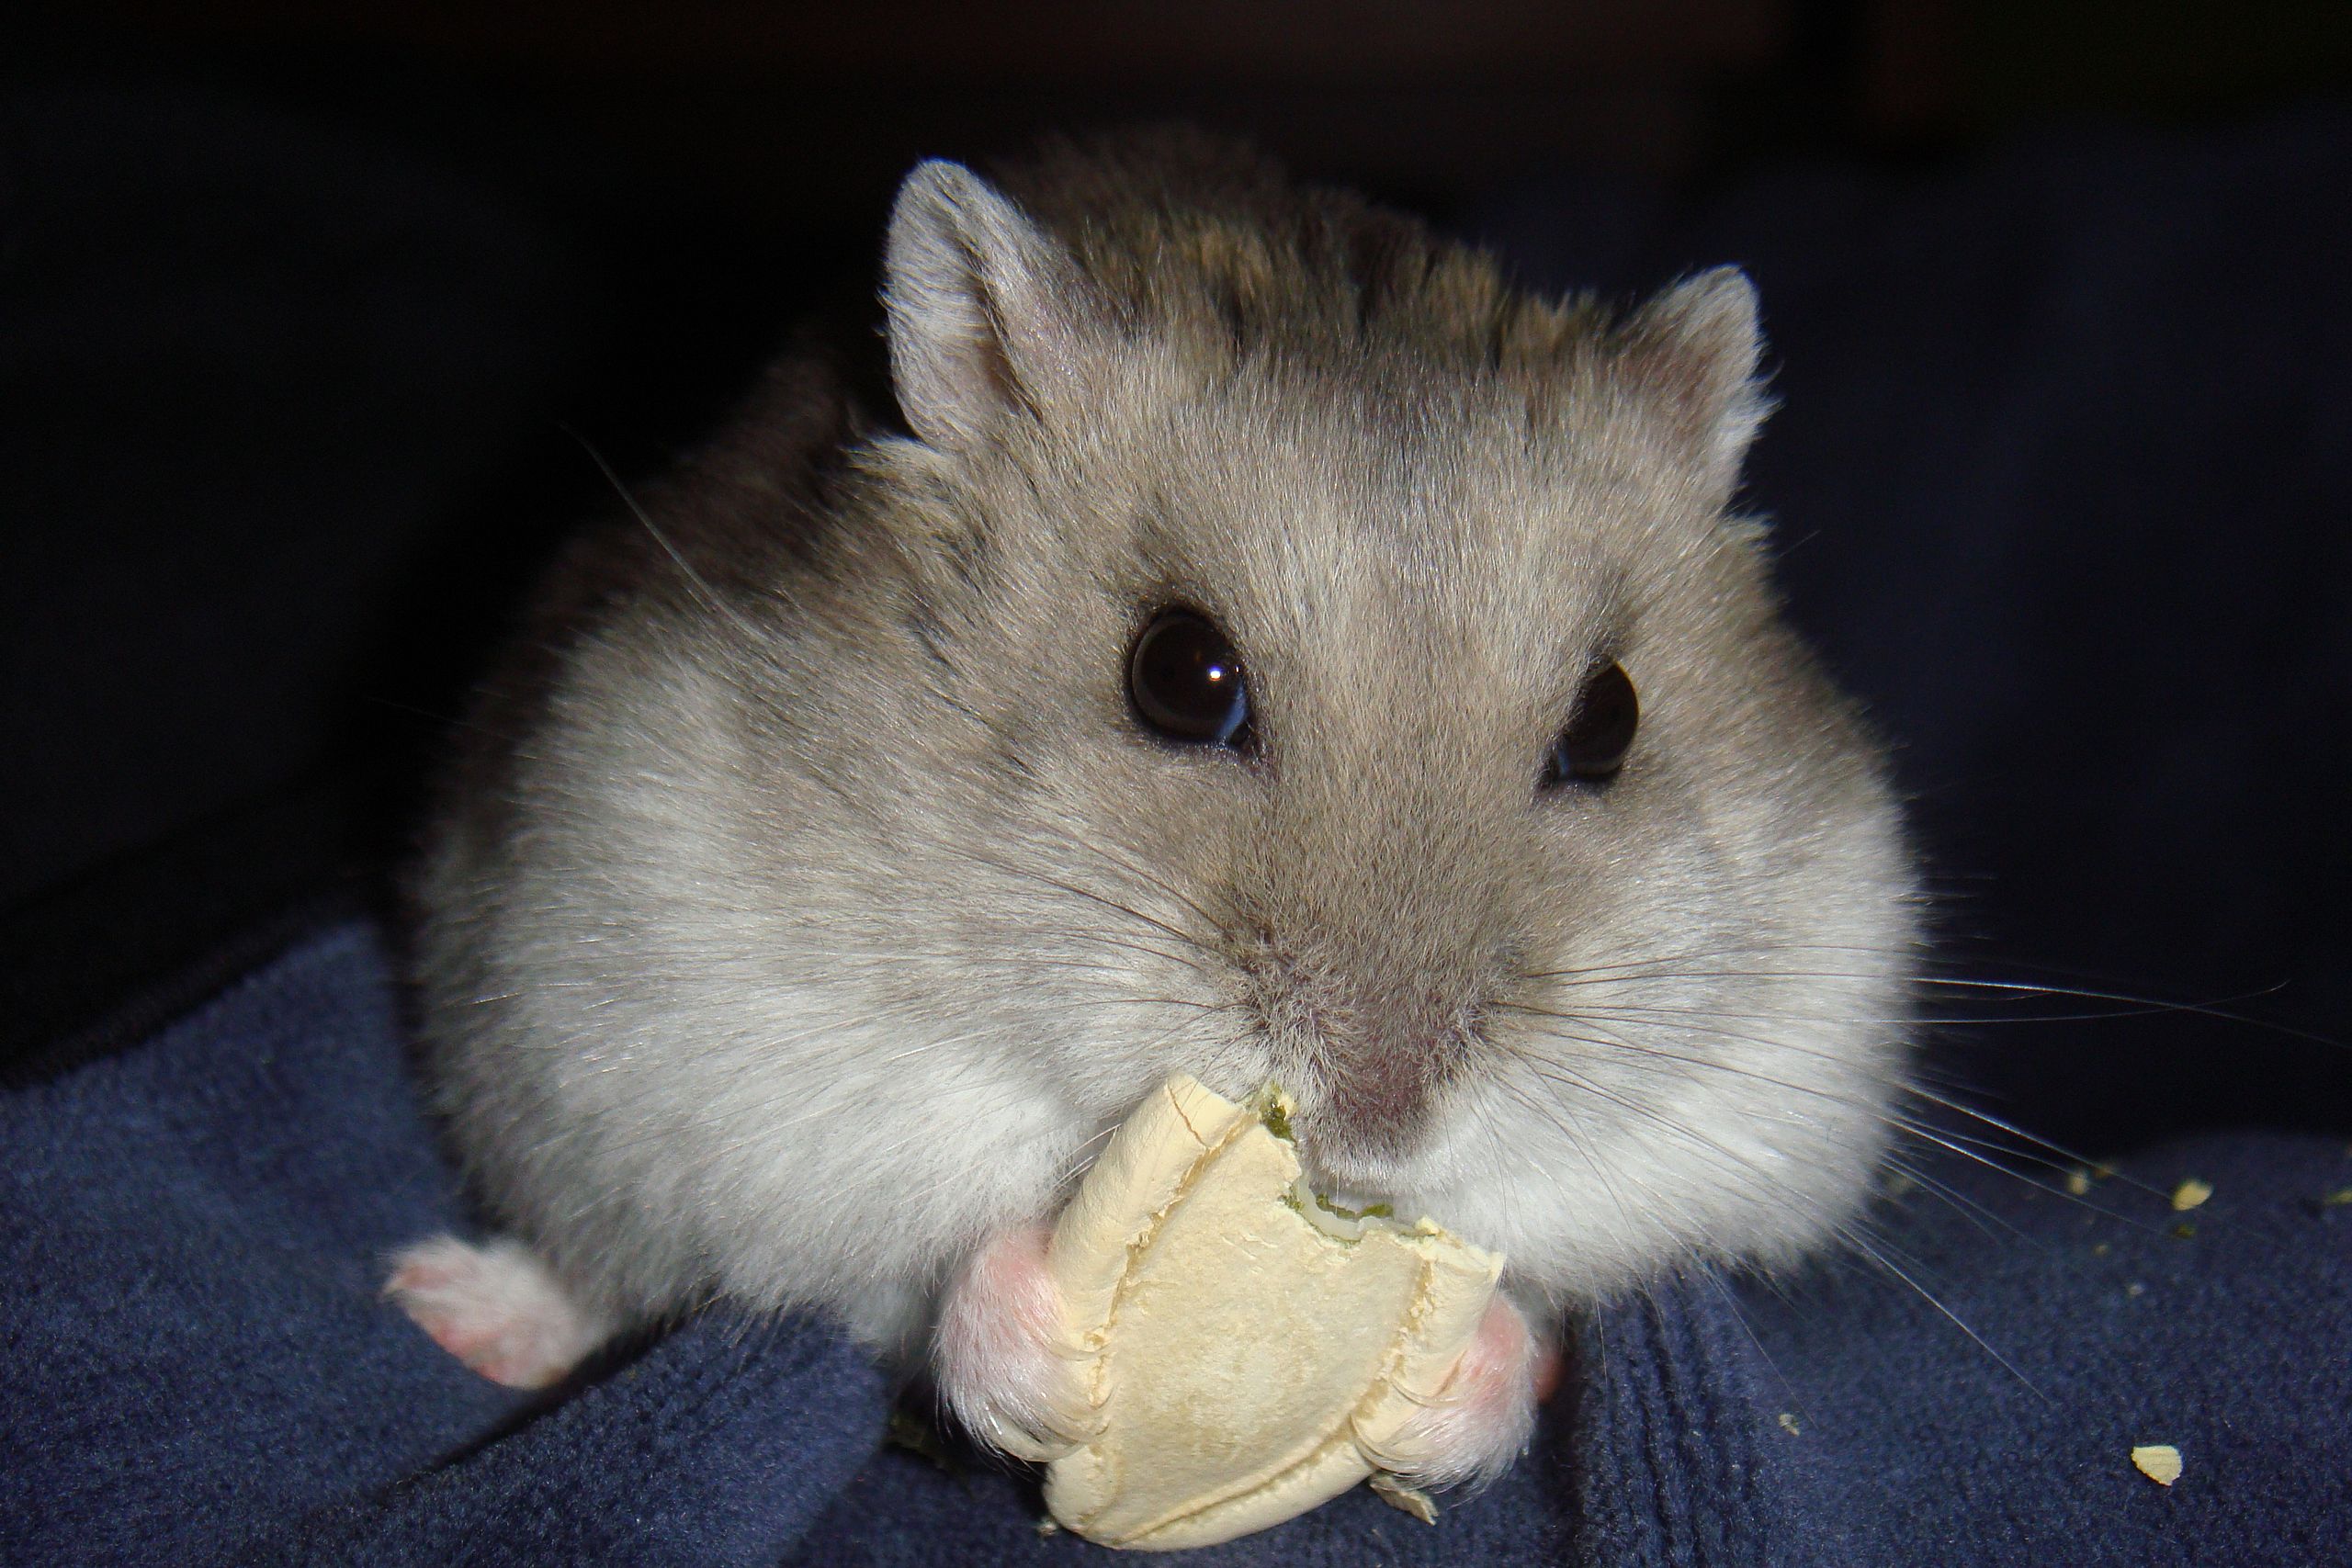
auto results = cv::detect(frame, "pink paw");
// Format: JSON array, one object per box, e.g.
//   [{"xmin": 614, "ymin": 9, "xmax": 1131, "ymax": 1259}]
[
  {"xmin": 384, "ymin": 1235, "xmax": 611, "ymax": 1390},
  {"xmin": 1385, "ymin": 1293, "xmax": 1548, "ymax": 1488},
  {"xmin": 932, "ymin": 1224, "xmax": 1080, "ymax": 1458}
]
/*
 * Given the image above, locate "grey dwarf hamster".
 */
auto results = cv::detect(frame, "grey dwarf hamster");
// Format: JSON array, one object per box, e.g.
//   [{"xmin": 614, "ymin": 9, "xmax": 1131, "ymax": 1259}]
[{"xmin": 389, "ymin": 130, "xmax": 1917, "ymax": 1483}]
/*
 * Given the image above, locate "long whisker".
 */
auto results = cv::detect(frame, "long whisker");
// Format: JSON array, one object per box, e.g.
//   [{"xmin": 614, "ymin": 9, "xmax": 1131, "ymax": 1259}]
[
  {"xmin": 1050, "ymin": 829, "xmax": 1236, "ymax": 945},
  {"xmin": 1488, "ymin": 1071, "xmax": 1653, "ymax": 1263},
  {"xmin": 1522, "ymin": 948, "xmax": 2335, "ymax": 1051},
  {"xmin": 1523, "ymin": 999, "xmax": 2174, "ymax": 1237},
  {"xmin": 1509, "ymin": 1049, "xmax": 2041, "ymax": 1396},
  {"xmin": 1517, "ymin": 939, "xmax": 1923, "ymax": 985},
  {"xmin": 566, "ymin": 428, "xmax": 774, "ymax": 650},
  {"xmin": 1534, "ymin": 998, "xmax": 2175, "ymax": 1209},
  {"xmin": 1687, "ymin": 1259, "xmax": 1813, "ymax": 1424},
  {"xmin": 1831, "ymin": 1224, "xmax": 2047, "ymax": 1399},
  {"xmin": 929, "ymin": 840, "xmax": 1217, "ymax": 961}
]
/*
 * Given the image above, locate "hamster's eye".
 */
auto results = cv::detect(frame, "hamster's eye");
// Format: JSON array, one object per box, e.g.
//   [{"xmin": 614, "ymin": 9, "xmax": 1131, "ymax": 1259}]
[
  {"xmin": 1128, "ymin": 608, "xmax": 1252, "ymax": 749},
  {"xmin": 1544, "ymin": 662, "xmax": 1638, "ymax": 787}
]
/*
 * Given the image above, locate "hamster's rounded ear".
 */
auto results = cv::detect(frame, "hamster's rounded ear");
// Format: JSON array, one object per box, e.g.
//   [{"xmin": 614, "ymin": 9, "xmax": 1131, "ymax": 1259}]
[
  {"xmin": 1617, "ymin": 266, "xmax": 1773, "ymax": 494},
  {"xmin": 883, "ymin": 160, "xmax": 1091, "ymax": 452}
]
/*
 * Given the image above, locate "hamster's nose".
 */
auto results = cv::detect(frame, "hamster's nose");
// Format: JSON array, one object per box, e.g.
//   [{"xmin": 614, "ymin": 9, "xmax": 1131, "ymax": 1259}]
[
  {"xmin": 1239, "ymin": 937, "xmax": 1482, "ymax": 1163},
  {"xmin": 1313, "ymin": 1044, "xmax": 1440, "ymax": 1154},
  {"xmin": 1300, "ymin": 991, "xmax": 1479, "ymax": 1165}
]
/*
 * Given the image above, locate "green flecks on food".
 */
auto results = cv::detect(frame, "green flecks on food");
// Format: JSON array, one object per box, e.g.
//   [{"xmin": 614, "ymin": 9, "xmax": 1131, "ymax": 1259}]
[
  {"xmin": 1256, "ymin": 1085, "xmax": 1295, "ymax": 1144},
  {"xmin": 1312, "ymin": 1191, "xmax": 1392, "ymax": 1223},
  {"xmin": 1289, "ymin": 1180, "xmax": 1369, "ymax": 1244},
  {"xmin": 1255, "ymin": 1082, "xmax": 1400, "ymax": 1238}
]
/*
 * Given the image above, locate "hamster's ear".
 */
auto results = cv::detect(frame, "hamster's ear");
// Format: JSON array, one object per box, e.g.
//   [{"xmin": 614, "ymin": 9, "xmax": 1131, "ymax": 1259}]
[
  {"xmin": 1617, "ymin": 266, "xmax": 1772, "ymax": 494},
  {"xmin": 884, "ymin": 160, "xmax": 1091, "ymax": 451}
]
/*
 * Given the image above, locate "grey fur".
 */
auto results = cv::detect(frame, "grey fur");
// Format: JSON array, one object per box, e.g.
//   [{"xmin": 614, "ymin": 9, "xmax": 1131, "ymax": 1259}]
[{"xmin": 411, "ymin": 130, "xmax": 1919, "ymax": 1353}]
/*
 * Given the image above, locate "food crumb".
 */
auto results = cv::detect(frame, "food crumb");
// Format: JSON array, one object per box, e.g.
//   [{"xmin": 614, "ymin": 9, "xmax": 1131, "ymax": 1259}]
[
  {"xmin": 2171, "ymin": 1222, "xmax": 2198, "ymax": 1240},
  {"xmin": 2126, "ymin": 1282, "xmax": 2145, "ymax": 1297},
  {"xmin": 1778, "ymin": 1412, "xmax": 1802, "ymax": 1436},
  {"xmin": 2131, "ymin": 1444, "xmax": 2183, "ymax": 1486},
  {"xmin": 1370, "ymin": 1474, "xmax": 1441, "ymax": 1524},
  {"xmin": 2171, "ymin": 1179, "xmax": 2212, "ymax": 1212},
  {"xmin": 2065, "ymin": 1168, "xmax": 2092, "ymax": 1196},
  {"xmin": 2091, "ymin": 1243, "xmax": 2111, "ymax": 1257},
  {"xmin": 2321, "ymin": 1190, "xmax": 2352, "ymax": 1208}
]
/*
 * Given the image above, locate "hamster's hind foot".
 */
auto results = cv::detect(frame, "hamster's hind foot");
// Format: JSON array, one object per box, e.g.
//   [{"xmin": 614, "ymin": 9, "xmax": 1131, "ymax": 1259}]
[{"xmin": 384, "ymin": 1234, "xmax": 612, "ymax": 1389}]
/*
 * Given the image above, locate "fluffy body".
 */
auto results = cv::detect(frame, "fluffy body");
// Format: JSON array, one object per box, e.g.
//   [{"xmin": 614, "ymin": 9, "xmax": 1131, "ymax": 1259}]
[{"xmin": 398, "ymin": 131, "xmax": 1918, "ymax": 1473}]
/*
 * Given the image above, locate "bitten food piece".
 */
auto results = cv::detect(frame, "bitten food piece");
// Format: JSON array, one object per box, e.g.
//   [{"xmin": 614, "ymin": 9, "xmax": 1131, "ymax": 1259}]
[{"xmin": 1038, "ymin": 1076, "xmax": 1504, "ymax": 1550}]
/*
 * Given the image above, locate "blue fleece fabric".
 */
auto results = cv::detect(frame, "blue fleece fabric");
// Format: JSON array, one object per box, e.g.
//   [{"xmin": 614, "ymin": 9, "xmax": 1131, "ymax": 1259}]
[{"xmin": 3, "ymin": 922, "xmax": 2346, "ymax": 1564}]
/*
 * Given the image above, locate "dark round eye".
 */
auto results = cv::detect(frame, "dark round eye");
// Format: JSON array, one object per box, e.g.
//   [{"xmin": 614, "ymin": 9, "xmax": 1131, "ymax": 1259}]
[
  {"xmin": 1544, "ymin": 661, "xmax": 1638, "ymax": 786},
  {"xmin": 1127, "ymin": 608, "xmax": 1251, "ymax": 748}
]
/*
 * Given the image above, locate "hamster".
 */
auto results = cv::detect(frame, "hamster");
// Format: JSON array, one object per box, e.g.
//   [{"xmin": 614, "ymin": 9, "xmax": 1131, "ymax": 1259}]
[{"xmin": 387, "ymin": 130, "xmax": 1918, "ymax": 1486}]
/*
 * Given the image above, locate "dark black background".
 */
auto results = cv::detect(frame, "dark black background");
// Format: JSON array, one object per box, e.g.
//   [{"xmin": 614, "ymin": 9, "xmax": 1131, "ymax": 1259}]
[{"xmin": 3, "ymin": 1, "xmax": 2346, "ymax": 1152}]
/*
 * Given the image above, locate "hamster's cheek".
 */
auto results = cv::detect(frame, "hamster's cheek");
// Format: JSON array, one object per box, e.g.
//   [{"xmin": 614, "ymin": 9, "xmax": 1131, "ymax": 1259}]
[{"xmin": 932, "ymin": 1223, "xmax": 1084, "ymax": 1457}]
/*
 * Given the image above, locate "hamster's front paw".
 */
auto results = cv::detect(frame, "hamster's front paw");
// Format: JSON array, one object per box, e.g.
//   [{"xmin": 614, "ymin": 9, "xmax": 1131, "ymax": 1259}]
[
  {"xmin": 1378, "ymin": 1293, "xmax": 1553, "ymax": 1488},
  {"xmin": 385, "ymin": 1235, "xmax": 612, "ymax": 1390},
  {"xmin": 933, "ymin": 1224, "xmax": 1085, "ymax": 1459}
]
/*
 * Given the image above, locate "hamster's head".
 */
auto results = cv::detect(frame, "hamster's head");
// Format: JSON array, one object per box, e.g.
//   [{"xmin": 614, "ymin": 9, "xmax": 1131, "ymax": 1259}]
[{"xmin": 826, "ymin": 150, "xmax": 1917, "ymax": 1307}]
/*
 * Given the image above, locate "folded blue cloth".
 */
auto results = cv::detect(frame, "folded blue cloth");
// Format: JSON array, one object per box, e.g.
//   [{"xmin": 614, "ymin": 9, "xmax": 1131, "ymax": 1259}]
[{"xmin": 4, "ymin": 922, "xmax": 2346, "ymax": 1564}]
